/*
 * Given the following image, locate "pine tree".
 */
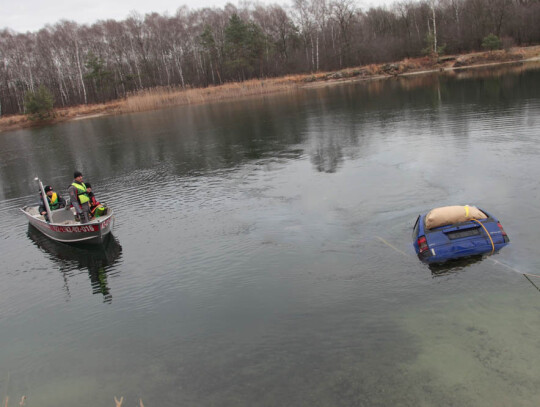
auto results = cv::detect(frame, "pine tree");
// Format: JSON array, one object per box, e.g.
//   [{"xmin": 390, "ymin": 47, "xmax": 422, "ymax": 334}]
[
  {"xmin": 482, "ymin": 34, "xmax": 502, "ymax": 52},
  {"xmin": 24, "ymin": 85, "xmax": 54, "ymax": 120},
  {"xmin": 224, "ymin": 14, "xmax": 266, "ymax": 80}
]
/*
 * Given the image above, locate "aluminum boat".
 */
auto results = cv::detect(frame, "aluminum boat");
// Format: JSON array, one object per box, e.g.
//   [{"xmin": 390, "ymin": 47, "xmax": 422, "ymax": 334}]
[{"xmin": 21, "ymin": 178, "xmax": 114, "ymax": 245}]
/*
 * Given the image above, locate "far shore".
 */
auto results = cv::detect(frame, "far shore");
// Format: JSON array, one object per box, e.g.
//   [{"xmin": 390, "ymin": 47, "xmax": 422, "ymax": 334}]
[{"xmin": 1, "ymin": 46, "xmax": 539, "ymax": 134}]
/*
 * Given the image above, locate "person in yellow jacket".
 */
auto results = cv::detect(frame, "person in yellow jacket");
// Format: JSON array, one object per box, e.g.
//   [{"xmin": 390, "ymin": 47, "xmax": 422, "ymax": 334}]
[
  {"xmin": 68, "ymin": 171, "xmax": 91, "ymax": 224},
  {"xmin": 39, "ymin": 185, "xmax": 66, "ymax": 221}
]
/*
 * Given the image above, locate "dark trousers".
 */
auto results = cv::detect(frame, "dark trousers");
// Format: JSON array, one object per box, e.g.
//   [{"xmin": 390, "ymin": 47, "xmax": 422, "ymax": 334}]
[{"xmin": 79, "ymin": 202, "xmax": 91, "ymax": 224}]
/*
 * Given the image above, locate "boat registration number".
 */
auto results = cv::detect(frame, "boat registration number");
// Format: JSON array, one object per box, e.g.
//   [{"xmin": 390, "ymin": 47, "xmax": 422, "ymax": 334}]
[{"xmin": 50, "ymin": 225, "xmax": 98, "ymax": 233}]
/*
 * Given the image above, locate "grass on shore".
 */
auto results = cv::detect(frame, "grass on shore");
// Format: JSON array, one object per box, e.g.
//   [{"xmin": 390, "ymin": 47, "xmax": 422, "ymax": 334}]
[{"xmin": 1, "ymin": 46, "xmax": 539, "ymax": 133}]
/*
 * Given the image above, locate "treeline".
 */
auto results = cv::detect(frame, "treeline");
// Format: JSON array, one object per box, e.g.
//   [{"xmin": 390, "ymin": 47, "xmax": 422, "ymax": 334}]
[{"xmin": 1, "ymin": 0, "xmax": 539, "ymax": 116}]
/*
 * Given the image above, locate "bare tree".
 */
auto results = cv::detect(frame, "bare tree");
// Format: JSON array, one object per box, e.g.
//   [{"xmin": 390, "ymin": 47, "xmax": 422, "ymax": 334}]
[{"xmin": 0, "ymin": 0, "xmax": 539, "ymax": 115}]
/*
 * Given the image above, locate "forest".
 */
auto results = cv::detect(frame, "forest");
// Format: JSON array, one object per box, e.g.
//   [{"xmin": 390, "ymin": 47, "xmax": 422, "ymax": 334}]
[{"xmin": 1, "ymin": 0, "xmax": 539, "ymax": 115}]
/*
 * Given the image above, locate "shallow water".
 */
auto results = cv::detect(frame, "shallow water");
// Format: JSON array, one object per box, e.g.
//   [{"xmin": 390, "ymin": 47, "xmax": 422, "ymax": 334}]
[{"xmin": 1, "ymin": 63, "xmax": 540, "ymax": 406}]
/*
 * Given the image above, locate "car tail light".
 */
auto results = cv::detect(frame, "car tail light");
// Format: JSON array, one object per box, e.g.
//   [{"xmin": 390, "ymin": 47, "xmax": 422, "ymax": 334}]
[
  {"xmin": 497, "ymin": 223, "xmax": 510, "ymax": 242},
  {"xmin": 417, "ymin": 236, "xmax": 429, "ymax": 253}
]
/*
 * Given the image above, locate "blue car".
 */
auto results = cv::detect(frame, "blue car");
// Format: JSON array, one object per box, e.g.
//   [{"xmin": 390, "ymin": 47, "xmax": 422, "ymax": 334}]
[{"xmin": 412, "ymin": 206, "xmax": 510, "ymax": 263}]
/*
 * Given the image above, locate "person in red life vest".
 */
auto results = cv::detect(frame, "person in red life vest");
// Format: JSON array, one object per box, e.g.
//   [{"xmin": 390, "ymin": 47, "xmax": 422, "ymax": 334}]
[
  {"xmin": 39, "ymin": 185, "xmax": 66, "ymax": 221},
  {"xmin": 85, "ymin": 182, "xmax": 106, "ymax": 218},
  {"xmin": 68, "ymin": 171, "xmax": 91, "ymax": 224}
]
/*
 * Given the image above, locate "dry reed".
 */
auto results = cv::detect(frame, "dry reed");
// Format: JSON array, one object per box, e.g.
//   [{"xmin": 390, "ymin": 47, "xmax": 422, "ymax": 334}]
[
  {"xmin": 114, "ymin": 396, "xmax": 145, "ymax": 406},
  {"xmin": 1, "ymin": 396, "xmax": 25, "ymax": 407},
  {"xmin": 119, "ymin": 78, "xmax": 299, "ymax": 113},
  {"xmin": 1, "ymin": 395, "xmax": 142, "ymax": 407}
]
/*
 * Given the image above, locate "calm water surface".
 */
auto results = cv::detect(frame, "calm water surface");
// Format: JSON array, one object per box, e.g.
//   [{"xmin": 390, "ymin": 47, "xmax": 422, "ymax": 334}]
[{"xmin": 1, "ymin": 63, "xmax": 540, "ymax": 406}]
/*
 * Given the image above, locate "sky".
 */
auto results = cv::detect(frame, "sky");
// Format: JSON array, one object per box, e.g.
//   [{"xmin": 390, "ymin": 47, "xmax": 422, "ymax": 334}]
[{"xmin": 2, "ymin": 0, "xmax": 397, "ymax": 33}]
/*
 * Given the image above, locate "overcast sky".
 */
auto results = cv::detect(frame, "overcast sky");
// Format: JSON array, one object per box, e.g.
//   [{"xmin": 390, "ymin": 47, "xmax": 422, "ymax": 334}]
[{"xmin": 3, "ymin": 0, "xmax": 397, "ymax": 33}]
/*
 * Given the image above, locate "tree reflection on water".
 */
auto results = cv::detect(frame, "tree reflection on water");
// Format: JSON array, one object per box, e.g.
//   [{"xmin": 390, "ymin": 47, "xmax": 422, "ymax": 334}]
[{"xmin": 27, "ymin": 225, "xmax": 122, "ymax": 303}]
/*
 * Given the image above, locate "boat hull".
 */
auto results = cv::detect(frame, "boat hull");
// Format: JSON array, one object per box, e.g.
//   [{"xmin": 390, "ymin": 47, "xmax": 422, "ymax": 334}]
[{"xmin": 22, "ymin": 207, "xmax": 114, "ymax": 244}]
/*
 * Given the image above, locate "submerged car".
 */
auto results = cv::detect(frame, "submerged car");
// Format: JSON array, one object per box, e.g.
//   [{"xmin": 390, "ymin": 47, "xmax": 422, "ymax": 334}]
[{"xmin": 412, "ymin": 205, "xmax": 509, "ymax": 263}]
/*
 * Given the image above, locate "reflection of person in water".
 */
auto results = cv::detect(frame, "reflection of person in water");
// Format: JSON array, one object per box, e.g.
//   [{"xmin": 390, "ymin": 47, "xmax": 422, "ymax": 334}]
[{"xmin": 87, "ymin": 264, "xmax": 112, "ymax": 303}]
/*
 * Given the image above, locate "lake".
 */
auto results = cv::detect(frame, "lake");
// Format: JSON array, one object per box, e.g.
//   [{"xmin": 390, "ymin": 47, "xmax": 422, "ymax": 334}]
[{"xmin": 1, "ymin": 62, "xmax": 540, "ymax": 406}]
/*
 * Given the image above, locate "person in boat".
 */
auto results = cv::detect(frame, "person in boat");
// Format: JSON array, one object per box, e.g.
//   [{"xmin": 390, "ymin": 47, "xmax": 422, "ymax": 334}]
[
  {"xmin": 68, "ymin": 171, "xmax": 91, "ymax": 224},
  {"xmin": 39, "ymin": 185, "xmax": 66, "ymax": 221},
  {"xmin": 85, "ymin": 182, "xmax": 107, "ymax": 218}
]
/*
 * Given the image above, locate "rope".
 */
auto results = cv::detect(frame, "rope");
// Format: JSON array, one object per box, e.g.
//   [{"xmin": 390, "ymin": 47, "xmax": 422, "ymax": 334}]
[
  {"xmin": 523, "ymin": 275, "xmax": 540, "ymax": 292},
  {"xmin": 375, "ymin": 235, "xmax": 540, "ymax": 287},
  {"xmin": 471, "ymin": 219, "xmax": 495, "ymax": 255},
  {"xmin": 377, "ymin": 233, "xmax": 540, "ymax": 286},
  {"xmin": 488, "ymin": 258, "xmax": 540, "ymax": 294},
  {"xmin": 376, "ymin": 236, "xmax": 411, "ymax": 258},
  {"xmin": 488, "ymin": 258, "xmax": 540, "ymax": 279}
]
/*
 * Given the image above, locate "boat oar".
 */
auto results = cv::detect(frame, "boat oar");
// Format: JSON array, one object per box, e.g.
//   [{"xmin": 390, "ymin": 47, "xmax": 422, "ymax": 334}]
[{"xmin": 35, "ymin": 177, "xmax": 53, "ymax": 223}]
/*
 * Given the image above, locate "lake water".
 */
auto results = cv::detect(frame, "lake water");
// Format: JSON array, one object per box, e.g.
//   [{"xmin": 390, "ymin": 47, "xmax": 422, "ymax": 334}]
[{"xmin": 1, "ymin": 63, "xmax": 540, "ymax": 406}]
